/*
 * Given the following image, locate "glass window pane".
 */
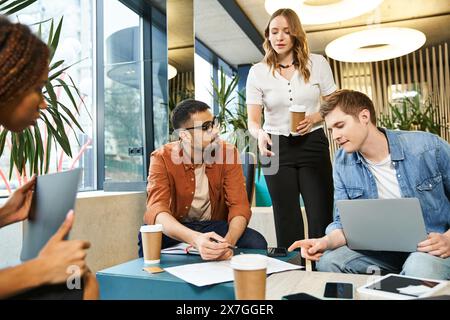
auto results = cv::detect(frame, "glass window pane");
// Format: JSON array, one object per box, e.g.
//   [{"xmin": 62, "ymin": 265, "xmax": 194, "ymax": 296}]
[
  {"xmin": 152, "ymin": 10, "xmax": 169, "ymax": 149},
  {"xmin": 103, "ymin": 0, "xmax": 145, "ymax": 183},
  {"xmin": 195, "ymin": 53, "xmax": 214, "ymax": 107}
]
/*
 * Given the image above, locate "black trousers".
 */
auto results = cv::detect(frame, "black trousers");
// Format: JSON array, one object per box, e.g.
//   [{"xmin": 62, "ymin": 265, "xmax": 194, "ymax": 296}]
[
  {"xmin": 262, "ymin": 129, "xmax": 334, "ymax": 248},
  {"xmin": 7, "ymin": 283, "xmax": 84, "ymax": 300}
]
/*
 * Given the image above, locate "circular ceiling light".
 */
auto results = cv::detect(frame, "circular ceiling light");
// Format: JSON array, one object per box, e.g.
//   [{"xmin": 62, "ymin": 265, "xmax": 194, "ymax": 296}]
[
  {"xmin": 264, "ymin": 0, "xmax": 384, "ymax": 25},
  {"xmin": 168, "ymin": 64, "xmax": 178, "ymax": 80},
  {"xmin": 325, "ymin": 27, "xmax": 426, "ymax": 63},
  {"xmin": 265, "ymin": 0, "xmax": 303, "ymax": 15}
]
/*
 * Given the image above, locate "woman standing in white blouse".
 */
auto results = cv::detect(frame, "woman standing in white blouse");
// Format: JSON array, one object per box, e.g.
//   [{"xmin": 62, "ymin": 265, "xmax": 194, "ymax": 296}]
[{"xmin": 246, "ymin": 9, "xmax": 336, "ymax": 249}]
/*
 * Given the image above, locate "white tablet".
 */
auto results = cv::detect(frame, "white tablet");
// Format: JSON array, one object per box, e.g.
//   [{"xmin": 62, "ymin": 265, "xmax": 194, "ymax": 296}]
[{"xmin": 357, "ymin": 274, "xmax": 448, "ymax": 300}]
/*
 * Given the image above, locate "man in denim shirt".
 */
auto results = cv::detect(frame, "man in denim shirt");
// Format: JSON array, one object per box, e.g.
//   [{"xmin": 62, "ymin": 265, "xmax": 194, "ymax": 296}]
[{"xmin": 288, "ymin": 90, "xmax": 450, "ymax": 280}]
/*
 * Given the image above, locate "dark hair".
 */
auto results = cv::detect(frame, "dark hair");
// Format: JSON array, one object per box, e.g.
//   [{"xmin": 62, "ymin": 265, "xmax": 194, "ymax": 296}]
[
  {"xmin": 0, "ymin": 16, "xmax": 50, "ymax": 109},
  {"xmin": 320, "ymin": 89, "xmax": 377, "ymax": 125},
  {"xmin": 171, "ymin": 99, "xmax": 210, "ymax": 129}
]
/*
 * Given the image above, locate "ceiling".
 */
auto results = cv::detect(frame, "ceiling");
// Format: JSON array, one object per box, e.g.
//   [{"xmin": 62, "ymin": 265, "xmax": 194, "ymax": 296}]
[
  {"xmin": 195, "ymin": 0, "xmax": 450, "ymax": 68},
  {"xmin": 168, "ymin": 0, "xmax": 194, "ymax": 72},
  {"xmin": 194, "ymin": 0, "xmax": 263, "ymax": 67}
]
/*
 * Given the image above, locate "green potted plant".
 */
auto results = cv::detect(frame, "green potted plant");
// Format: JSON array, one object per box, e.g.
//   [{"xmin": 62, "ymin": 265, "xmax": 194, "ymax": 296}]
[
  {"xmin": 379, "ymin": 92, "xmax": 442, "ymax": 136},
  {"xmin": 210, "ymin": 68, "xmax": 271, "ymax": 206}
]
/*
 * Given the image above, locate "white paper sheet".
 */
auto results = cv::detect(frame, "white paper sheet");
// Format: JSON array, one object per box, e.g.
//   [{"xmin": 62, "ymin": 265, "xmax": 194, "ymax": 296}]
[{"xmin": 164, "ymin": 256, "xmax": 303, "ymax": 287}]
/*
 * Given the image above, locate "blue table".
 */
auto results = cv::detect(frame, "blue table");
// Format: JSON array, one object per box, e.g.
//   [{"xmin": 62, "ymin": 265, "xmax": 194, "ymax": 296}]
[{"xmin": 97, "ymin": 249, "xmax": 296, "ymax": 300}]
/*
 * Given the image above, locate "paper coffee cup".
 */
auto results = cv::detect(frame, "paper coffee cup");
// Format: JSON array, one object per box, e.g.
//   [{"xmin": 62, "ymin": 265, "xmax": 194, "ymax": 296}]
[
  {"xmin": 231, "ymin": 254, "xmax": 268, "ymax": 300},
  {"xmin": 289, "ymin": 105, "xmax": 307, "ymax": 135},
  {"xmin": 140, "ymin": 224, "xmax": 163, "ymax": 264}
]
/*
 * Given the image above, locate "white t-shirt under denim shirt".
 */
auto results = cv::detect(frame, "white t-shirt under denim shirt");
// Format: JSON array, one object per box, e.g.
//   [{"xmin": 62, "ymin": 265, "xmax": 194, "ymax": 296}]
[
  {"xmin": 364, "ymin": 154, "xmax": 402, "ymax": 199},
  {"xmin": 246, "ymin": 54, "xmax": 337, "ymax": 137}
]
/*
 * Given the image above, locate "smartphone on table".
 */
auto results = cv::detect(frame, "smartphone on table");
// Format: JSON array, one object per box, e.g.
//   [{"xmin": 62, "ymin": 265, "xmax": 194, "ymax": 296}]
[
  {"xmin": 267, "ymin": 247, "xmax": 287, "ymax": 257},
  {"xmin": 282, "ymin": 292, "xmax": 321, "ymax": 300},
  {"xmin": 323, "ymin": 282, "xmax": 354, "ymax": 299}
]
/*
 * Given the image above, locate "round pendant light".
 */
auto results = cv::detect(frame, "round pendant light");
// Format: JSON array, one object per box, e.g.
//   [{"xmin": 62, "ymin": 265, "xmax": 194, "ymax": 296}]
[
  {"xmin": 265, "ymin": 0, "xmax": 384, "ymax": 25},
  {"xmin": 168, "ymin": 64, "xmax": 178, "ymax": 80},
  {"xmin": 325, "ymin": 27, "xmax": 426, "ymax": 63}
]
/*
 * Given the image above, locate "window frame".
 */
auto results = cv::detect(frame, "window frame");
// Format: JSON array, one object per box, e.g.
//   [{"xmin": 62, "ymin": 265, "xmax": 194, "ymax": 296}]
[
  {"xmin": 0, "ymin": 0, "xmax": 167, "ymax": 196},
  {"xmin": 98, "ymin": 0, "xmax": 165, "ymax": 192}
]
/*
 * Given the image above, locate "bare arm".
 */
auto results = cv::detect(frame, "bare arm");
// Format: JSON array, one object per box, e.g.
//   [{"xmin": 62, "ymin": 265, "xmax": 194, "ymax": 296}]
[
  {"xmin": 153, "ymin": 212, "xmax": 231, "ymax": 260},
  {"xmin": 0, "ymin": 259, "xmax": 48, "ymax": 299},
  {"xmin": 0, "ymin": 177, "xmax": 36, "ymax": 228},
  {"xmin": 247, "ymin": 104, "xmax": 263, "ymax": 139},
  {"xmin": 325, "ymin": 229, "xmax": 347, "ymax": 250},
  {"xmin": 0, "ymin": 211, "xmax": 92, "ymax": 299},
  {"xmin": 153, "ymin": 212, "xmax": 200, "ymax": 246},
  {"xmin": 288, "ymin": 229, "xmax": 347, "ymax": 261},
  {"xmin": 296, "ymin": 91, "xmax": 335, "ymax": 135},
  {"xmin": 224, "ymin": 216, "xmax": 247, "ymax": 246},
  {"xmin": 247, "ymin": 104, "xmax": 274, "ymax": 156}
]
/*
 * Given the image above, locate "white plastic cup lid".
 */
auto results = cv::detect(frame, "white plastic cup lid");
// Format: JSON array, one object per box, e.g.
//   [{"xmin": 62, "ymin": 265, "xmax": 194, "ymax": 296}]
[
  {"xmin": 140, "ymin": 224, "xmax": 163, "ymax": 233},
  {"xmin": 289, "ymin": 105, "xmax": 306, "ymax": 113},
  {"xmin": 230, "ymin": 254, "xmax": 268, "ymax": 270}
]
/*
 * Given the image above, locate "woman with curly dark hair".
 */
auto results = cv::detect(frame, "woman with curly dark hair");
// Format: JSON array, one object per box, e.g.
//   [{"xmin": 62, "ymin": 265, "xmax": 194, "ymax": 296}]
[{"xmin": 0, "ymin": 16, "xmax": 98, "ymax": 300}]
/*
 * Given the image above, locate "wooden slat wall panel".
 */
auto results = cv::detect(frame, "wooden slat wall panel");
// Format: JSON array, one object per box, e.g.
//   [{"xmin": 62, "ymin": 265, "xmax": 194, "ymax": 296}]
[
  {"xmin": 326, "ymin": 42, "xmax": 450, "ymax": 157},
  {"xmin": 169, "ymin": 71, "xmax": 195, "ymax": 103}
]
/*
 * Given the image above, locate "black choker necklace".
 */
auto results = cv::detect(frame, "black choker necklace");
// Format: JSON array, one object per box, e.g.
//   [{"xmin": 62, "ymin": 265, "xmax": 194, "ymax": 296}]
[{"xmin": 278, "ymin": 61, "xmax": 296, "ymax": 69}]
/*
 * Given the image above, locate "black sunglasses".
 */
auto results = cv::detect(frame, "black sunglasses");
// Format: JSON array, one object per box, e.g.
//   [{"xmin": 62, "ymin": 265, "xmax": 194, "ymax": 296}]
[{"xmin": 184, "ymin": 116, "xmax": 219, "ymax": 132}]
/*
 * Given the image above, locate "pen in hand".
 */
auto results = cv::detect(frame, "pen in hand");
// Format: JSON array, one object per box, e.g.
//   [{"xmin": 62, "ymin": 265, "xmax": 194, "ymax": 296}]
[{"xmin": 209, "ymin": 237, "xmax": 238, "ymax": 250}]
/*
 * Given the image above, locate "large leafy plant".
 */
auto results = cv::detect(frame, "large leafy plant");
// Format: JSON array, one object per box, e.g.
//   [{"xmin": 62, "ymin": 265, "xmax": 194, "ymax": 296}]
[
  {"xmin": 0, "ymin": 0, "xmax": 86, "ymax": 186},
  {"xmin": 210, "ymin": 68, "xmax": 260, "ymax": 153},
  {"xmin": 211, "ymin": 67, "xmax": 239, "ymax": 134},
  {"xmin": 379, "ymin": 92, "xmax": 442, "ymax": 136}
]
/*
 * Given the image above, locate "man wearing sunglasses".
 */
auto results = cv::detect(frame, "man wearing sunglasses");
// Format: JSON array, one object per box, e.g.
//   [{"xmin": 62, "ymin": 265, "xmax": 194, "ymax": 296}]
[{"xmin": 139, "ymin": 99, "xmax": 267, "ymax": 261}]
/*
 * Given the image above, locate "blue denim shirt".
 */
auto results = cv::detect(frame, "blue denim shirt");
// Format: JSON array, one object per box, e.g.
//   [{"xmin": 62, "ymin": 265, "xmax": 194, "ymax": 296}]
[{"xmin": 326, "ymin": 129, "xmax": 450, "ymax": 235}]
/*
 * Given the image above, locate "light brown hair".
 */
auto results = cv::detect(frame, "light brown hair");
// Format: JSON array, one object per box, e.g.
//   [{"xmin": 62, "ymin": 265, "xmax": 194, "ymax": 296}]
[
  {"xmin": 320, "ymin": 90, "xmax": 377, "ymax": 125},
  {"xmin": 0, "ymin": 16, "xmax": 50, "ymax": 109},
  {"xmin": 263, "ymin": 8, "xmax": 310, "ymax": 82}
]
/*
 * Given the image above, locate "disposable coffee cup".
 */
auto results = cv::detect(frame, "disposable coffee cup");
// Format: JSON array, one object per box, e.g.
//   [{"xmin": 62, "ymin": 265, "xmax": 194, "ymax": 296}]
[
  {"xmin": 140, "ymin": 224, "xmax": 163, "ymax": 264},
  {"xmin": 289, "ymin": 105, "xmax": 307, "ymax": 136},
  {"xmin": 231, "ymin": 254, "xmax": 268, "ymax": 300}
]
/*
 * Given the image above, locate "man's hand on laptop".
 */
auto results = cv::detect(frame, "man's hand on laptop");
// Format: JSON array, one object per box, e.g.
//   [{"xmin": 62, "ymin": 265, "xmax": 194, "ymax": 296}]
[
  {"xmin": 417, "ymin": 232, "xmax": 450, "ymax": 259},
  {"xmin": 193, "ymin": 232, "xmax": 232, "ymax": 261},
  {"xmin": 288, "ymin": 237, "xmax": 329, "ymax": 261}
]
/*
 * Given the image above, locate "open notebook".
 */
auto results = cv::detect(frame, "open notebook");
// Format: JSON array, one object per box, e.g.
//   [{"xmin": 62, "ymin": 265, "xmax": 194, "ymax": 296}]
[{"xmin": 161, "ymin": 242, "xmax": 200, "ymax": 255}]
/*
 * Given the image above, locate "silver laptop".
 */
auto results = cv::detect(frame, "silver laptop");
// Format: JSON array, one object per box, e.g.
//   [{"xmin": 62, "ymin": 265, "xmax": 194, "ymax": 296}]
[
  {"xmin": 336, "ymin": 198, "xmax": 428, "ymax": 252},
  {"xmin": 21, "ymin": 169, "xmax": 82, "ymax": 261}
]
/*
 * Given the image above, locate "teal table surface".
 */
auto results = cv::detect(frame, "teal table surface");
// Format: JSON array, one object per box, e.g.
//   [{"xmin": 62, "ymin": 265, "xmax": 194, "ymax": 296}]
[{"xmin": 97, "ymin": 249, "xmax": 297, "ymax": 300}]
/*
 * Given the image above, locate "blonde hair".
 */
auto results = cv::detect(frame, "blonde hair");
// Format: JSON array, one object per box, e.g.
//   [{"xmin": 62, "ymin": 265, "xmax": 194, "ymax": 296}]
[{"xmin": 263, "ymin": 8, "xmax": 311, "ymax": 83}]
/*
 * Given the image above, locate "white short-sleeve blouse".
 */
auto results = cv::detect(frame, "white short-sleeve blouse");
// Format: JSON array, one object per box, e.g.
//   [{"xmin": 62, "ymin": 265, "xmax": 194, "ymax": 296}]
[{"xmin": 246, "ymin": 54, "xmax": 337, "ymax": 137}]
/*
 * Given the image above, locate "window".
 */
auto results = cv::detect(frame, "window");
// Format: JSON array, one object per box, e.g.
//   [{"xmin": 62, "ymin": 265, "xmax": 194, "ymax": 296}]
[
  {"xmin": 194, "ymin": 39, "xmax": 238, "ymax": 116},
  {"xmin": 151, "ymin": 8, "xmax": 169, "ymax": 150},
  {"xmin": 1, "ymin": 0, "xmax": 96, "ymax": 196},
  {"xmin": 103, "ymin": 0, "xmax": 145, "ymax": 183},
  {"xmin": 195, "ymin": 53, "xmax": 214, "ymax": 107},
  {"xmin": 0, "ymin": 0, "xmax": 168, "ymax": 195}
]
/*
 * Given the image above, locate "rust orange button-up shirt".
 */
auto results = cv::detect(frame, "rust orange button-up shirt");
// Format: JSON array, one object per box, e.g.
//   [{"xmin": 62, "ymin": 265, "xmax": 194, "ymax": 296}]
[{"xmin": 145, "ymin": 141, "xmax": 252, "ymax": 224}]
